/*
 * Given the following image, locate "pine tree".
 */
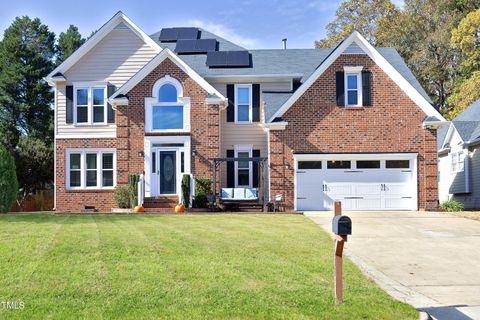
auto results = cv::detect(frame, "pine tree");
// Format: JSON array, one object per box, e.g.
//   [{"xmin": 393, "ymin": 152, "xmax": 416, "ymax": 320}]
[
  {"xmin": 56, "ymin": 25, "xmax": 85, "ymax": 64},
  {"xmin": 0, "ymin": 16, "xmax": 55, "ymax": 152}
]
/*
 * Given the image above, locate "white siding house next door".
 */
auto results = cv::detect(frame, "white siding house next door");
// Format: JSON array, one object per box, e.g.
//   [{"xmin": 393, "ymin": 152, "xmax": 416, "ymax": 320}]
[{"xmin": 294, "ymin": 154, "xmax": 418, "ymax": 211}]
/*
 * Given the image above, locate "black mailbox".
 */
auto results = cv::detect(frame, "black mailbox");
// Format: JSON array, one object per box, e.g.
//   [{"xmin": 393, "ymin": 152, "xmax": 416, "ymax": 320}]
[{"xmin": 332, "ymin": 216, "xmax": 352, "ymax": 235}]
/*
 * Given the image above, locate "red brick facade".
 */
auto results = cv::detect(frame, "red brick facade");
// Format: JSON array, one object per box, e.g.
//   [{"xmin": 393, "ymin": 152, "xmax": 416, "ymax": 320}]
[
  {"xmin": 269, "ymin": 54, "xmax": 438, "ymax": 211},
  {"xmin": 55, "ymin": 58, "xmax": 220, "ymax": 212}
]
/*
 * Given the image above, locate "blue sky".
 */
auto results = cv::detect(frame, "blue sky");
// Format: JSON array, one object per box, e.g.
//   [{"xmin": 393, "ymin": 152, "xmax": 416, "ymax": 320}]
[{"xmin": 0, "ymin": 0, "xmax": 404, "ymax": 49}]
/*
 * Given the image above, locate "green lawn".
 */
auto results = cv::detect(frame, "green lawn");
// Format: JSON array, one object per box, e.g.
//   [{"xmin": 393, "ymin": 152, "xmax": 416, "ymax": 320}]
[{"xmin": 0, "ymin": 214, "xmax": 417, "ymax": 319}]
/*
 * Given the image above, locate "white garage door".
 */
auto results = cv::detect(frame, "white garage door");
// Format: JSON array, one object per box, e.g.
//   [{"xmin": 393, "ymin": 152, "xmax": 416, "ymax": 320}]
[{"xmin": 295, "ymin": 155, "xmax": 417, "ymax": 211}]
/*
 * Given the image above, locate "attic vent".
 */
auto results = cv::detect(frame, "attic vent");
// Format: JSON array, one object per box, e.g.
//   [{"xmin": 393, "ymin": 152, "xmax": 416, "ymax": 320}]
[{"xmin": 159, "ymin": 27, "xmax": 200, "ymax": 42}]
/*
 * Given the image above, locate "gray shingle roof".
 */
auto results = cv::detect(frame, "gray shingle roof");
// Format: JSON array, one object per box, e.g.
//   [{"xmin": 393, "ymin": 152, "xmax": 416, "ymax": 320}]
[
  {"xmin": 437, "ymin": 123, "xmax": 450, "ymax": 150},
  {"xmin": 263, "ymin": 92, "xmax": 293, "ymax": 121},
  {"xmin": 149, "ymin": 28, "xmax": 434, "ymax": 114},
  {"xmin": 438, "ymin": 99, "xmax": 480, "ymax": 149}
]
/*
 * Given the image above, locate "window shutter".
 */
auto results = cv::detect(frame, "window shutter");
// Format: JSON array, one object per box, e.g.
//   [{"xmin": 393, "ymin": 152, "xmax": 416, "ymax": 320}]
[
  {"xmin": 227, "ymin": 150, "xmax": 235, "ymax": 187},
  {"xmin": 226, "ymin": 84, "xmax": 235, "ymax": 122},
  {"xmin": 107, "ymin": 85, "xmax": 116, "ymax": 123},
  {"xmin": 252, "ymin": 84, "xmax": 260, "ymax": 122},
  {"xmin": 336, "ymin": 72, "xmax": 345, "ymax": 106},
  {"xmin": 362, "ymin": 71, "xmax": 372, "ymax": 106},
  {"xmin": 252, "ymin": 150, "xmax": 260, "ymax": 188},
  {"xmin": 66, "ymin": 85, "xmax": 73, "ymax": 124}
]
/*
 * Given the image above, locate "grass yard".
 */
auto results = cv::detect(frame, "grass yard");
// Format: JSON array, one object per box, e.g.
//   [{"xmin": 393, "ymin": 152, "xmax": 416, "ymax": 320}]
[{"xmin": 0, "ymin": 214, "xmax": 417, "ymax": 319}]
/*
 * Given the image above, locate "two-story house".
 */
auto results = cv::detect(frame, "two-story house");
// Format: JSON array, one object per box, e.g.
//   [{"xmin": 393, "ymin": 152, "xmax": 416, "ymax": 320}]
[{"xmin": 46, "ymin": 12, "xmax": 445, "ymax": 212}]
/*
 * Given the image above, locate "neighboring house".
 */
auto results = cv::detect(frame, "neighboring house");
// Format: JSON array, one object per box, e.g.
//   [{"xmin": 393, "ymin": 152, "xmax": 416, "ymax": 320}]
[
  {"xmin": 438, "ymin": 99, "xmax": 480, "ymax": 208},
  {"xmin": 45, "ymin": 11, "xmax": 445, "ymax": 212}
]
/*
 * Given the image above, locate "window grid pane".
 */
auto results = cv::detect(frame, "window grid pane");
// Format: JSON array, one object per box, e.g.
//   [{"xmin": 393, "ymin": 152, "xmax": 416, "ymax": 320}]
[
  {"xmin": 237, "ymin": 105, "xmax": 250, "ymax": 121},
  {"xmin": 347, "ymin": 75, "xmax": 357, "ymax": 89},
  {"xmin": 237, "ymin": 169, "xmax": 249, "ymax": 186},
  {"xmin": 347, "ymin": 90, "xmax": 358, "ymax": 105},
  {"xmin": 152, "ymin": 106, "xmax": 184, "ymax": 130},
  {"xmin": 76, "ymin": 89, "xmax": 88, "ymax": 105},
  {"xmin": 237, "ymin": 87, "xmax": 250, "ymax": 104},
  {"xmin": 159, "ymin": 84, "xmax": 178, "ymax": 102}
]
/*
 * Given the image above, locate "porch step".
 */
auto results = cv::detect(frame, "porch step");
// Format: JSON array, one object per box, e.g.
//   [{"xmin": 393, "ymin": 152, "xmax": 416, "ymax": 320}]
[{"xmin": 143, "ymin": 196, "xmax": 178, "ymax": 209}]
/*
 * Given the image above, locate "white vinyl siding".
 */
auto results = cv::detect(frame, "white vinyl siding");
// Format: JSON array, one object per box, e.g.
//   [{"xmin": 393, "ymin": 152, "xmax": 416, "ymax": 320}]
[{"xmin": 57, "ymin": 22, "xmax": 157, "ymax": 138}]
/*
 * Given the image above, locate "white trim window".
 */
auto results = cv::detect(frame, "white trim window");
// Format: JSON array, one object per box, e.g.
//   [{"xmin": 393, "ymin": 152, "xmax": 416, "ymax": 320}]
[
  {"xmin": 66, "ymin": 149, "xmax": 116, "ymax": 189},
  {"xmin": 145, "ymin": 76, "xmax": 190, "ymax": 133},
  {"xmin": 344, "ymin": 66, "xmax": 363, "ymax": 107},
  {"xmin": 451, "ymin": 151, "xmax": 465, "ymax": 173},
  {"xmin": 74, "ymin": 82, "xmax": 108, "ymax": 125},
  {"xmin": 234, "ymin": 145, "xmax": 252, "ymax": 187},
  {"xmin": 235, "ymin": 84, "xmax": 252, "ymax": 123}
]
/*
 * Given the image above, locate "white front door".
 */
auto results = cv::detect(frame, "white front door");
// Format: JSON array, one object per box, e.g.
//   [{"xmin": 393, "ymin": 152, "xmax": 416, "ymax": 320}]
[{"xmin": 295, "ymin": 155, "xmax": 417, "ymax": 211}]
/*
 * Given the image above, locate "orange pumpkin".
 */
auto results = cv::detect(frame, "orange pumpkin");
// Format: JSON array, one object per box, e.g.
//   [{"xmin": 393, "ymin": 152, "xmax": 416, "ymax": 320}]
[
  {"xmin": 175, "ymin": 204, "xmax": 185, "ymax": 214},
  {"xmin": 133, "ymin": 205, "xmax": 145, "ymax": 213}
]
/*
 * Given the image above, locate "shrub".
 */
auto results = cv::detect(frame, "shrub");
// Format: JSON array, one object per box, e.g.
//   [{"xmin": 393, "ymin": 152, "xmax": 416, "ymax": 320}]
[
  {"xmin": 181, "ymin": 174, "xmax": 190, "ymax": 208},
  {"xmin": 129, "ymin": 174, "xmax": 140, "ymax": 208},
  {"xmin": 439, "ymin": 200, "xmax": 464, "ymax": 212},
  {"xmin": 0, "ymin": 147, "xmax": 18, "ymax": 213},
  {"xmin": 193, "ymin": 177, "xmax": 212, "ymax": 208},
  {"xmin": 114, "ymin": 185, "xmax": 130, "ymax": 209}
]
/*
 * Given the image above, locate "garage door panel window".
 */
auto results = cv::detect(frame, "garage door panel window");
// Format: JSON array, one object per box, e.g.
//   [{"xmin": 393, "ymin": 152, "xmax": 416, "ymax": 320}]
[
  {"xmin": 298, "ymin": 161, "xmax": 322, "ymax": 169},
  {"xmin": 356, "ymin": 160, "xmax": 380, "ymax": 169},
  {"xmin": 327, "ymin": 160, "xmax": 351, "ymax": 169},
  {"xmin": 386, "ymin": 160, "xmax": 410, "ymax": 169}
]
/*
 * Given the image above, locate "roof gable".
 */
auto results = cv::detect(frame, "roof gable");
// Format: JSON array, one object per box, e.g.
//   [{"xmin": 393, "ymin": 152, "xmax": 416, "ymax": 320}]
[
  {"xmin": 109, "ymin": 48, "xmax": 225, "ymax": 104},
  {"xmin": 45, "ymin": 11, "xmax": 161, "ymax": 82},
  {"xmin": 267, "ymin": 31, "xmax": 445, "ymax": 123}
]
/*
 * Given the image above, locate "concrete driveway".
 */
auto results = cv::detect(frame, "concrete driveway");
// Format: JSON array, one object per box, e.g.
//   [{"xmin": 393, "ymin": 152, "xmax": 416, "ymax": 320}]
[{"xmin": 305, "ymin": 211, "xmax": 480, "ymax": 320}]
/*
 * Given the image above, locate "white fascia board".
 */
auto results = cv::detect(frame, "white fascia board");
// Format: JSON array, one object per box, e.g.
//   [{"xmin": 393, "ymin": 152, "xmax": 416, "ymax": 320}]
[
  {"xmin": 293, "ymin": 153, "xmax": 418, "ymax": 161},
  {"xmin": 45, "ymin": 11, "xmax": 161, "ymax": 82},
  {"xmin": 422, "ymin": 120, "xmax": 449, "ymax": 129},
  {"xmin": 262, "ymin": 122, "xmax": 288, "ymax": 130},
  {"xmin": 445, "ymin": 123, "xmax": 461, "ymax": 148},
  {"xmin": 267, "ymin": 31, "xmax": 446, "ymax": 123},
  {"xmin": 110, "ymin": 97, "xmax": 129, "ymax": 108},
  {"xmin": 109, "ymin": 49, "xmax": 227, "ymax": 105}
]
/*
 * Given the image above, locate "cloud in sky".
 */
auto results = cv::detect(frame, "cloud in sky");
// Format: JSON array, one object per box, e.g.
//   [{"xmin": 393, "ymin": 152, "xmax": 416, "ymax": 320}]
[{"xmin": 186, "ymin": 19, "xmax": 258, "ymax": 49}]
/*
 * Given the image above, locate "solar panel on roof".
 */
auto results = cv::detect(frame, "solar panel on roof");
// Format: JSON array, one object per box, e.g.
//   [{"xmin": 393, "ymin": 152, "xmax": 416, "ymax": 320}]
[
  {"xmin": 177, "ymin": 27, "xmax": 199, "ymax": 40},
  {"xmin": 206, "ymin": 51, "xmax": 228, "ymax": 67},
  {"xmin": 159, "ymin": 27, "xmax": 200, "ymax": 42},
  {"xmin": 159, "ymin": 28, "xmax": 178, "ymax": 42},
  {"xmin": 227, "ymin": 51, "xmax": 250, "ymax": 66},
  {"xmin": 175, "ymin": 39, "xmax": 217, "ymax": 54},
  {"xmin": 195, "ymin": 39, "xmax": 217, "ymax": 52},
  {"xmin": 206, "ymin": 51, "xmax": 251, "ymax": 68}
]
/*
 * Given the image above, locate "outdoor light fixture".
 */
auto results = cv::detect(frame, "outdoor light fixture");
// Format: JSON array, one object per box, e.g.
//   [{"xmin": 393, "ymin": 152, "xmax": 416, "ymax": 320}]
[
  {"xmin": 138, "ymin": 151, "xmax": 144, "ymax": 158},
  {"xmin": 192, "ymin": 150, "xmax": 197, "ymax": 157},
  {"xmin": 284, "ymin": 163, "xmax": 290, "ymax": 169}
]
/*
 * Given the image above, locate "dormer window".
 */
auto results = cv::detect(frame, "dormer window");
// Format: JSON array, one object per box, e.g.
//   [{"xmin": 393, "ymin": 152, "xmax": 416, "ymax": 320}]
[
  {"xmin": 344, "ymin": 66, "xmax": 363, "ymax": 107},
  {"xmin": 145, "ymin": 76, "xmax": 191, "ymax": 133}
]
